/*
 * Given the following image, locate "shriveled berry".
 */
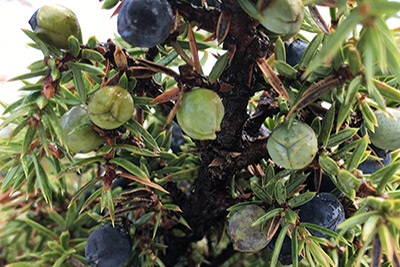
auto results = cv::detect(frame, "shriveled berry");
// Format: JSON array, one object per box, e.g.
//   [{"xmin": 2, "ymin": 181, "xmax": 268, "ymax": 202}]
[
  {"xmin": 267, "ymin": 121, "xmax": 318, "ymax": 170},
  {"xmin": 299, "ymin": 192, "xmax": 345, "ymax": 237},
  {"xmin": 176, "ymin": 88, "xmax": 224, "ymax": 140},
  {"xmin": 88, "ymin": 86, "xmax": 134, "ymax": 130},
  {"xmin": 29, "ymin": 5, "xmax": 81, "ymax": 49},
  {"xmin": 228, "ymin": 205, "xmax": 269, "ymax": 252},
  {"xmin": 357, "ymin": 144, "xmax": 391, "ymax": 174},
  {"xmin": 60, "ymin": 105, "xmax": 104, "ymax": 153},
  {"xmin": 369, "ymin": 108, "xmax": 400, "ymax": 150},
  {"xmin": 285, "ymin": 39, "xmax": 308, "ymax": 66},
  {"xmin": 117, "ymin": 0, "xmax": 174, "ymax": 48},
  {"xmin": 85, "ymin": 224, "xmax": 132, "ymax": 267}
]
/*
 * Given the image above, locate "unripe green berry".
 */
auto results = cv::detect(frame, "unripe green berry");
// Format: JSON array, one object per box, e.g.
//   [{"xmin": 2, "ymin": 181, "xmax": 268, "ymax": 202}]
[
  {"xmin": 369, "ymin": 108, "xmax": 400, "ymax": 150},
  {"xmin": 176, "ymin": 88, "xmax": 224, "ymax": 140},
  {"xmin": 29, "ymin": 5, "xmax": 82, "ymax": 49},
  {"xmin": 267, "ymin": 121, "xmax": 318, "ymax": 169},
  {"xmin": 228, "ymin": 205, "xmax": 269, "ymax": 252},
  {"xmin": 255, "ymin": 0, "xmax": 303, "ymax": 40},
  {"xmin": 61, "ymin": 105, "xmax": 104, "ymax": 153},
  {"xmin": 88, "ymin": 86, "xmax": 134, "ymax": 130}
]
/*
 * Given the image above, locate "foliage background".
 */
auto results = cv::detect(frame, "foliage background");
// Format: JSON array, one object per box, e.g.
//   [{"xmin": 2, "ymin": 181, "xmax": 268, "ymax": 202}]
[{"xmin": 1, "ymin": 0, "xmax": 400, "ymax": 267}]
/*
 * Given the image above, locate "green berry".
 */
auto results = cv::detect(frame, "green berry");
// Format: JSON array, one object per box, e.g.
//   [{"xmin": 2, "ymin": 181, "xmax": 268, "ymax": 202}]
[
  {"xmin": 369, "ymin": 108, "xmax": 400, "ymax": 150},
  {"xmin": 88, "ymin": 86, "xmax": 134, "ymax": 130},
  {"xmin": 61, "ymin": 105, "xmax": 104, "ymax": 153},
  {"xmin": 267, "ymin": 121, "xmax": 318, "ymax": 169},
  {"xmin": 240, "ymin": 0, "xmax": 304, "ymax": 40},
  {"xmin": 176, "ymin": 88, "xmax": 224, "ymax": 140},
  {"xmin": 228, "ymin": 205, "xmax": 269, "ymax": 252},
  {"xmin": 29, "ymin": 5, "xmax": 82, "ymax": 49},
  {"xmin": 262, "ymin": 0, "xmax": 303, "ymax": 39}
]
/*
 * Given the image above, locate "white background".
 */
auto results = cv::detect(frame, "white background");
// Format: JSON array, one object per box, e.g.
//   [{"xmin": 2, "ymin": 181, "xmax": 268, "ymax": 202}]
[{"xmin": 0, "ymin": 0, "xmax": 118, "ymax": 105}]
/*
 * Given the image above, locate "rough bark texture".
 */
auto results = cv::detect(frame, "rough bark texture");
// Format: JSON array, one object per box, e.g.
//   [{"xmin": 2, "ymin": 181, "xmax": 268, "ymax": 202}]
[
  {"xmin": 90, "ymin": 2, "xmax": 280, "ymax": 264},
  {"xmin": 157, "ymin": 1, "xmax": 278, "ymax": 265}
]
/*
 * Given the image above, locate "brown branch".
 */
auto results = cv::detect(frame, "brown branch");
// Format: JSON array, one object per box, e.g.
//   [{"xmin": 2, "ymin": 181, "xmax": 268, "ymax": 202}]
[{"xmin": 160, "ymin": 1, "xmax": 273, "ymax": 265}]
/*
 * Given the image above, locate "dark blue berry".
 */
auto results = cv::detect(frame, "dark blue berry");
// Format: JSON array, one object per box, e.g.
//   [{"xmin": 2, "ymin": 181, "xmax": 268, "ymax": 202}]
[
  {"xmin": 170, "ymin": 124, "xmax": 186, "ymax": 153},
  {"xmin": 85, "ymin": 224, "xmax": 132, "ymax": 267},
  {"xmin": 267, "ymin": 232, "xmax": 302, "ymax": 265},
  {"xmin": 285, "ymin": 39, "xmax": 308, "ymax": 67},
  {"xmin": 117, "ymin": 0, "xmax": 174, "ymax": 48},
  {"xmin": 357, "ymin": 144, "xmax": 391, "ymax": 174},
  {"xmin": 29, "ymin": 9, "xmax": 39, "ymax": 30},
  {"xmin": 299, "ymin": 193, "xmax": 345, "ymax": 238},
  {"xmin": 111, "ymin": 177, "xmax": 133, "ymax": 191},
  {"xmin": 267, "ymin": 194, "xmax": 344, "ymax": 265},
  {"xmin": 84, "ymin": 184, "xmax": 101, "ymax": 201},
  {"xmin": 306, "ymin": 171, "xmax": 337, "ymax": 193}
]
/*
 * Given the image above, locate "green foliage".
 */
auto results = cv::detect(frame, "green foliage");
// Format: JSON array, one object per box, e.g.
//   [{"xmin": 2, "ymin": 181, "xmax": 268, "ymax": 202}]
[{"xmin": 1, "ymin": 0, "xmax": 400, "ymax": 266}]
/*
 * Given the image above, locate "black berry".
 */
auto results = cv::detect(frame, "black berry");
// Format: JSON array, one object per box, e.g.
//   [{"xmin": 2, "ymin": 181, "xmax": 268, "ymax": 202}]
[
  {"xmin": 111, "ymin": 177, "xmax": 133, "ymax": 191},
  {"xmin": 170, "ymin": 124, "xmax": 186, "ymax": 153},
  {"xmin": 299, "ymin": 192, "xmax": 345, "ymax": 237},
  {"xmin": 117, "ymin": 0, "xmax": 174, "ymax": 48},
  {"xmin": 305, "ymin": 171, "xmax": 337, "ymax": 193},
  {"xmin": 357, "ymin": 144, "xmax": 391, "ymax": 174},
  {"xmin": 85, "ymin": 224, "xmax": 132, "ymax": 267},
  {"xmin": 285, "ymin": 38, "xmax": 308, "ymax": 67},
  {"xmin": 84, "ymin": 183, "xmax": 101, "ymax": 201},
  {"xmin": 267, "ymin": 232, "xmax": 302, "ymax": 266}
]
